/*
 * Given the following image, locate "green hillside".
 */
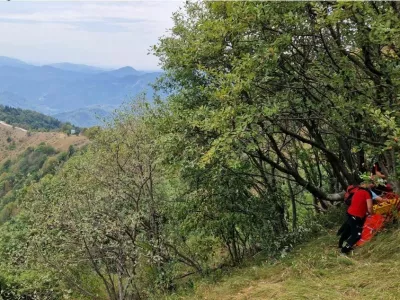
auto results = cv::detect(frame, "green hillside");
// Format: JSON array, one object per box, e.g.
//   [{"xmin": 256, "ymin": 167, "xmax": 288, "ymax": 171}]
[
  {"xmin": 0, "ymin": 105, "xmax": 72, "ymax": 131},
  {"xmin": 0, "ymin": 143, "xmax": 77, "ymax": 225}
]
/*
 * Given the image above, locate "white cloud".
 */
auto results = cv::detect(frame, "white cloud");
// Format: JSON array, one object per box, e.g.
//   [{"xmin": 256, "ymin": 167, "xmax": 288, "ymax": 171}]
[
  {"xmin": 0, "ymin": 2, "xmax": 177, "ymax": 23},
  {"xmin": 0, "ymin": 1, "xmax": 184, "ymax": 70}
]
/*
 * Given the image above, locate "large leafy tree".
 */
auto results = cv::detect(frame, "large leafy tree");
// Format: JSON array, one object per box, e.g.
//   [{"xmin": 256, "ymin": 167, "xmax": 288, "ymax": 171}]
[
  {"xmin": 19, "ymin": 101, "xmax": 223, "ymax": 298},
  {"xmin": 154, "ymin": 1, "xmax": 400, "ymax": 205}
]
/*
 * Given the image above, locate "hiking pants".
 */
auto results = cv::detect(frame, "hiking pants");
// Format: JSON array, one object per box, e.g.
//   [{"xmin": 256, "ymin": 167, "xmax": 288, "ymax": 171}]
[
  {"xmin": 341, "ymin": 214, "xmax": 365, "ymax": 253},
  {"xmin": 338, "ymin": 220, "xmax": 351, "ymax": 248}
]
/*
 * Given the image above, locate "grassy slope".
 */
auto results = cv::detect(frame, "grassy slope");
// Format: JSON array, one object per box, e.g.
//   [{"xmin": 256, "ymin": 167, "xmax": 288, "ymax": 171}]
[
  {"xmin": 0, "ymin": 122, "xmax": 88, "ymax": 164},
  {"xmin": 168, "ymin": 227, "xmax": 400, "ymax": 300}
]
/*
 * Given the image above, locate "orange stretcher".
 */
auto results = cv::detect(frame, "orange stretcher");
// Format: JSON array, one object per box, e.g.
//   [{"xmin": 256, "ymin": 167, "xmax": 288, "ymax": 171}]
[
  {"xmin": 356, "ymin": 192, "xmax": 400, "ymax": 246},
  {"xmin": 373, "ymin": 197, "xmax": 400, "ymax": 215}
]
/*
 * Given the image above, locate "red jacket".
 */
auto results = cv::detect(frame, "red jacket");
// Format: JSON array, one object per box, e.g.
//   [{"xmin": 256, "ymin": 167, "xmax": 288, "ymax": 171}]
[{"xmin": 347, "ymin": 188, "xmax": 371, "ymax": 218}]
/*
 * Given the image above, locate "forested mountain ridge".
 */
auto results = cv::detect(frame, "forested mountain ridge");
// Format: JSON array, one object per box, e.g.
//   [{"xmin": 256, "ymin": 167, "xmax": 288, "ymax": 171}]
[
  {"xmin": 0, "ymin": 105, "xmax": 63, "ymax": 131},
  {"xmin": 0, "ymin": 105, "xmax": 87, "ymax": 176},
  {"xmin": 1, "ymin": 1, "xmax": 400, "ymax": 299}
]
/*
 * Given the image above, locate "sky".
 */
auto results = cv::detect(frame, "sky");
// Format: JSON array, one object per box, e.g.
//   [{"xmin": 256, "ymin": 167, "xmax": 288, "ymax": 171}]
[{"xmin": 0, "ymin": 1, "xmax": 184, "ymax": 70}]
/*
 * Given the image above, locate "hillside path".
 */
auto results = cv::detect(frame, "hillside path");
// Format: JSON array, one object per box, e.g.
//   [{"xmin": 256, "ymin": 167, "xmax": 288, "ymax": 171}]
[{"xmin": 0, "ymin": 121, "xmax": 27, "ymax": 132}]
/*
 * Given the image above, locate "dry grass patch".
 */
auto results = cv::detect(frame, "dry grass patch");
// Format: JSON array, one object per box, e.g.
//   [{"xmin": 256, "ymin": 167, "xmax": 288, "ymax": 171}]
[{"xmin": 0, "ymin": 123, "xmax": 88, "ymax": 163}]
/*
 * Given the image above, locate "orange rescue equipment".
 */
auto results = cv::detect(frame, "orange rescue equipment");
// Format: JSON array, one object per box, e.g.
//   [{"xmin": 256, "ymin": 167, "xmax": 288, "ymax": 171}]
[{"xmin": 356, "ymin": 192, "xmax": 400, "ymax": 246}]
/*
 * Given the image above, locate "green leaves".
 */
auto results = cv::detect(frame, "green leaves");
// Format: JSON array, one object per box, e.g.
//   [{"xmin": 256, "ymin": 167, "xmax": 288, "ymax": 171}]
[{"xmin": 154, "ymin": 1, "xmax": 400, "ymax": 190}]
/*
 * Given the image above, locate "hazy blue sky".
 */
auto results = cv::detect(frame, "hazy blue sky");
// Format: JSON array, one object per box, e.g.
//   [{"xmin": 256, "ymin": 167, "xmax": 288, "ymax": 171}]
[{"xmin": 0, "ymin": 1, "xmax": 184, "ymax": 70}]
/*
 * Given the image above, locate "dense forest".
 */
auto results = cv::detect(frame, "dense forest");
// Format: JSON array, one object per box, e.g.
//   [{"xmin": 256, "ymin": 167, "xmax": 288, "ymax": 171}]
[
  {"xmin": 1, "ymin": 1, "xmax": 400, "ymax": 299},
  {"xmin": 0, "ymin": 105, "xmax": 80, "ymax": 133}
]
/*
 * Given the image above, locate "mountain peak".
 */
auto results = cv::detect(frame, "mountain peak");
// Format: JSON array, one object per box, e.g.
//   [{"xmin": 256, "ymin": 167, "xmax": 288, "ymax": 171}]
[
  {"xmin": 106, "ymin": 66, "xmax": 143, "ymax": 78},
  {"xmin": 116, "ymin": 66, "xmax": 137, "ymax": 71}
]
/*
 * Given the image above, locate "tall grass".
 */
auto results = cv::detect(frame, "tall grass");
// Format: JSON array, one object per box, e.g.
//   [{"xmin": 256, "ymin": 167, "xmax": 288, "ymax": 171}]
[{"xmin": 165, "ymin": 221, "xmax": 400, "ymax": 300}]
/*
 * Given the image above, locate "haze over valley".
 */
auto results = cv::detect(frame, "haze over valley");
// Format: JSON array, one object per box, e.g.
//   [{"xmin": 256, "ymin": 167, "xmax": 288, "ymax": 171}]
[{"xmin": 0, "ymin": 56, "xmax": 162, "ymax": 127}]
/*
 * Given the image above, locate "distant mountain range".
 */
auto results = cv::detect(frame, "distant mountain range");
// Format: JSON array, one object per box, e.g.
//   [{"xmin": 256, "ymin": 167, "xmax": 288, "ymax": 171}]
[
  {"xmin": 0, "ymin": 56, "xmax": 32, "ymax": 69},
  {"xmin": 47, "ymin": 63, "xmax": 109, "ymax": 74},
  {"xmin": 0, "ymin": 56, "xmax": 162, "ymax": 127}
]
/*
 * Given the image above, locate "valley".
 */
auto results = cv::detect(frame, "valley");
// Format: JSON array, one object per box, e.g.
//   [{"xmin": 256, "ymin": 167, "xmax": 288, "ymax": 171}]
[{"xmin": 0, "ymin": 56, "xmax": 162, "ymax": 127}]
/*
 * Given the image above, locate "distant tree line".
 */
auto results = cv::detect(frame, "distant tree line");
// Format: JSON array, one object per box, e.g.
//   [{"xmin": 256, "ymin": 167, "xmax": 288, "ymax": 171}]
[{"xmin": 0, "ymin": 105, "xmax": 81, "ymax": 133}]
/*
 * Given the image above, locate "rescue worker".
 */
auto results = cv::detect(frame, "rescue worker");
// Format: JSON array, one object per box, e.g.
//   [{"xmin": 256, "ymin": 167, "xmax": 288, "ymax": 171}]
[
  {"xmin": 340, "ymin": 180, "xmax": 373, "ymax": 254},
  {"xmin": 338, "ymin": 186, "xmax": 384, "ymax": 248}
]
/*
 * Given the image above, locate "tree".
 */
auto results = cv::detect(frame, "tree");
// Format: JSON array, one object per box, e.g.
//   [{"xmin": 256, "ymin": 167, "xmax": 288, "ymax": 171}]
[
  {"xmin": 24, "ymin": 100, "xmax": 168, "ymax": 299},
  {"xmin": 153, "ymin": 1, "xmax": 400, "ymax": 205}
]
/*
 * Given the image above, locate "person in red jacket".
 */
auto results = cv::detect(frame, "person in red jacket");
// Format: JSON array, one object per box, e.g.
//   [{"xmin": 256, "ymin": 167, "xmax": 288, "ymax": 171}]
[{"xmin": 341, "ymin": 181, "xmax": 373, "ymax": 254}]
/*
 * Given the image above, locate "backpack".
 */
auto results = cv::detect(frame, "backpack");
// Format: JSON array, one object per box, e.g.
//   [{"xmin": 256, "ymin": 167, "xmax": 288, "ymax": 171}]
[{"xmin": 344, "ymin": 185, "xmax": 359, "ymax": 206}]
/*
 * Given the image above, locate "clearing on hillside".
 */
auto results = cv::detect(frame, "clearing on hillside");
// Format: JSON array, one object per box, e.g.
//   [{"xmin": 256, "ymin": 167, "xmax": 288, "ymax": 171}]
[{"xmin": 0, "ymin": 122, "xmax": 88, "ymax": 163}]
